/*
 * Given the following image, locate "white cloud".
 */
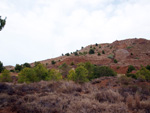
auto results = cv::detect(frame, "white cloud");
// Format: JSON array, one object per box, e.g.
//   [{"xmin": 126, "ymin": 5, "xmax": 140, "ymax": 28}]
[{"xmin": 0, "ymin": 0, "xmax": 150, "ymax": 66}]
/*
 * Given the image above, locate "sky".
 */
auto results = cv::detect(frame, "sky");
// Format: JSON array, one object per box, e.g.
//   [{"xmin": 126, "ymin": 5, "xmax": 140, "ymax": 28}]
[{"xmin": 0, "ymin": 0, "xmax": 150, "ymax": 66}]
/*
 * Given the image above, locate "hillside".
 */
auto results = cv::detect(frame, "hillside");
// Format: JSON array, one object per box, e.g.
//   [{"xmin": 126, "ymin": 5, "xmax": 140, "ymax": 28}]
[
  {"xmin": 32, "ymin": 38, "xmax": 150, "ymax": 74},
  {"xmin": 1, "ymin": 38, "xmax": 150, "ymax": 113}
]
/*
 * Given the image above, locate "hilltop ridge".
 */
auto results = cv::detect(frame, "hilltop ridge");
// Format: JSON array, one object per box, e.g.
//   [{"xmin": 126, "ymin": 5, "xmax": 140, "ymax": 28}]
[
  {"xmin": 30, "ymin": 38, "xmax": 150, "ymax": 74},
  {"xmin": 5, "ymin": 38, "xmax": 150, "ymax": 74}
]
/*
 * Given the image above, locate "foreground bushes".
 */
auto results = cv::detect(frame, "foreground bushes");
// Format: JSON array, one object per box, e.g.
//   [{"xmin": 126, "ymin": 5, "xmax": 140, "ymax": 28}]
[
  {"xmin": 18, "ymin": 68, "xmax": 38, "ymax": 83},
  {"xmin": 46, "ymin": 69, "xmax": 62, "ymax": 81},
  {"xmin": 68, "ymin": 66, "xmax": 89, "ymax": 83},
  {"xmin": 93, "ymin": 66, "xmax": 117, "ymax": 78},
  {"xmin": 67, "ymin": 62, "xmax": 116, "ymax": 83},
  {"xmin": 18, "ymin": 62, "xmax": 117, "ymax": 83},
  {"xmin": 0, "ymin": 62, "xmax": 117, "ymax": 84},
  {"xmin": 0, "ymin": 61, "xmax": 4, "ymax": 73},
  {"xmin": 0, "ymin": 69, "xmax": 12, "ymax": 82},
  {"xmin": 0, "ymin": 77, "xmax": 150, "ymax": 113},
  {"xmin": 136, "ymin": 67, "xmax": 150, "ymax": 81},
  {"xmin": 126, "ymin": 66, "xmax": 150, "ymax": 82},
  {"xmin": 127, "ymin": 65, "xmax": 135, "ymax": 73},
  {"xmin": 18, "ymin": 64, "xmax": 62, "ymax": 83}
]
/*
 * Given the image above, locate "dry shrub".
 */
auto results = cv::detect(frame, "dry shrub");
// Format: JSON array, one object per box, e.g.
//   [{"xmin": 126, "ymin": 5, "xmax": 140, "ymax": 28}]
[
  {"xmin": 135, "ymin": 93, "xmax": 141, "ymax": 108},
  {"xmin": 81, "ymin": 82, "xmax": 99, "ymax": 94},
  {"xmin": 140, "ymin": 85, "xmax": 150, "ymax": 95},
  {"xmin": 57, "ymin": 81, "xmax": 82, "ymax": 93},
  {"xmin": 125, "ymin": 93, "xmax": 150, "ymax": 112},
  {"xmin": 67, "ymin": 98, "xmax": 105, "ymax": 113},
  {"xmin": 126, "ymin": 94, "xmax": 134, "ymax": 109},
  {"xmin": 68, "ymin": 98, "xmax": 128, "ymax": 113},
  {"xmin": 104, "ymin": 103, "xmax": 128, "ymax": 113},
  {"xmin": 0, "ymin": 83, "xmax": 14, "ymax": 95},
  {"xmin": 119, "ymin": 85, "xmax": 139, "ymax": 97},
  {"xmin": 14, "ymin": 93, "xmax": 72, "ymax": 113},
  {"xmin": 140, "ymin": 100, "xmax": 150, "ymax": 112},
  {"xmin": 95, "ymin": 89, "xmax": 123, "ymax": 103},
  {"xmin": 0, "ymin": 93, "xmax": 17, "ymax": 108},
  {"xmin": 23, "ymin": 95, "xmax": 38, "ymax": 103},
  {"xmin": 1, "ymin": 78, "xmax": 150, "ymax": 113},
  {"xmin": 15, "ymin": 83, "xmax": 40, "ymax": 95},
  {"xmin": 118, "ymin": 76, "xmax": 133, "ymax": 85},
  {"xmin": 0, "ymin": 93, "xmax": 10, "ymax": 108}
]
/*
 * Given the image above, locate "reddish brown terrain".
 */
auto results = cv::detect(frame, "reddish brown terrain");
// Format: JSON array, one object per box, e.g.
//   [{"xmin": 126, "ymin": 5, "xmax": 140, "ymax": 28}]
[
  {"xmin": 30, "ymin": 38, "xmax": 150, "ymax": 74},
  {"xmin": 1, "ymin": 38, "xmax": 150, "ymax": 113}
]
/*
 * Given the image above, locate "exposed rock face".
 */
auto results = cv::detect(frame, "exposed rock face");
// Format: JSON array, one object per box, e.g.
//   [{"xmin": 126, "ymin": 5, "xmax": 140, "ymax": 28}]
[
  {"xmin": 33, "ymin": 38, "xmax": 150, "ymax": 74},
  {"xmin": 5, "ymin": 65, "xmax": 14, "ymax": 71},
  {"xmin": 115, "ymin": 49, "xmax": 130, "ymax": 61}
]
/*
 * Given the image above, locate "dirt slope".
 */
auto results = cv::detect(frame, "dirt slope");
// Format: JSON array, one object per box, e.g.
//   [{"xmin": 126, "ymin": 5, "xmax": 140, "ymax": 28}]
[{"xmin": 32, "ymin": 38, "xmax": 150, "ymax": 74}]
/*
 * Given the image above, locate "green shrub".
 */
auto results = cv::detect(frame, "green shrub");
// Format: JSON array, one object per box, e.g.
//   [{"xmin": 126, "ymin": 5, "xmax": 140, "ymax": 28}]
[
  {"xmin": 77, "ymin": 62, "xmax": 95, "ymax": 80},
  {"xmin": 74, "ymin": 52, "xmax": 78, "ymax": 56},
  {"xmin": 114, "ymin": 59, "xmax": 118, "ymax": 63},
  {"xmin": 127, "ymin": 65, "xmax": 135, "ymax": 73},
  {"xmin": 0, "ymin": 69, "xmax": 12, "ymax": 82},
  {"xmin": 18, "ymin": 68, "xmax": 38, "ymax": 83},
  {"xmin": 136, "ymin": 67, "xmax": 150, "ymax": 81},
  {"xmin": 15, "ymin": 64, "xmax": 22, "ymax": 72},
  {"xmin": 146, "ymin": 65, "xmax": 150, "ymax": 71},
  {"xmin": 93, "ymin": 66, "xmax": 117, "ymax": 78},
  {"xmin": 23, "ymin": 63, "xmax": 31, "ymax": 68},
  {"xmin": 98, "ymin": 52, "xmax": 101, "ymax": 56},
  {"xmin": 79, "ymin": 52, "xmax": 83, "ymax": 55},
  {"xmin": 99, "ymin": 45, "xmax": 101, "ymax": 48},
  {"xmin": 108, "ymin": 54, "xmax": 114, "ymax": 59},
  {"xmin": 127, "ymin": 46, "xmax": 132, "ymax": 49},
  {"xmin": 34, "ymin": 62, "xmax": 41, "ymax": 67},
  {"xmin": 95, "ymin": 43, "xmax": 98, "ymax": 46},
  {"xmin": 33, "ymin": 64, "xmax": 49, "ymax": 81},
  {"xmin": 46, "ymin": 69, "xmax": 62, "ymax": 81},
  {"xmin": 70, "ymin": 62, "xmax": 74, "ymax": 65},
  {"xmin": 65, "ymin": 53, "xmax": 70, "ymax": 56},
  {"xmin": 84, "ymin": 62, "xmax": 95, "ymax": 80},
  {"xmin": 75, "ymin": 66, "xmax": 89, "ymax": 83},
  {"xmin": 89, "ymin": 49, "xmax": 95, "ymax": 54},
  {"xmin": 18, "ymin": 64, "xmax": 62, "ymax": 83},
  {"xmin": 0, "ymin": 17, "xmax": 6, "ymax": 31},
  {"xmin": 68, "ymin": 66, "xmax": 89, "ymax": 83},
  {"xmin": 67, "ymin": 69, "xmax": 76, "ymax": 81},
  {"xmin": 0, "ymin": 61, "xmax": 4, "ymax": 73},
  {"xmin": 117, "ymin": 66, "xmax": 120, "ymax": 69},
  {"xmin": 51, "ymin": 60, "xmax": 56, "ymax": 65},
  {"xmin": 10, "ymin": 69, "xmax": 15, "ymax": 72},
  {"xmin": 126, "ymin": 73, "xmax": 137, "ymax": 79},
  {"xmin": 102, "ymin": 50, "xmax": 105, "ymax": 54},
  {"xmin": 83, "ymin": 51, "xmax": 87, "ymax": 55},
  {"xmin": 59, "ymin": 63, "xmax": 71, "ymax": 77}
]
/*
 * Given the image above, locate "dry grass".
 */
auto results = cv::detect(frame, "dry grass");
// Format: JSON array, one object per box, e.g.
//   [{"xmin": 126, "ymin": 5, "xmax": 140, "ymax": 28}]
[
  {"xmin": 95, "ymin": 89, "xmax": 123, "ymax": 103},
  {"xmin": 0, "ymin": 77, "xmax": 150, "ymax": 113}
]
